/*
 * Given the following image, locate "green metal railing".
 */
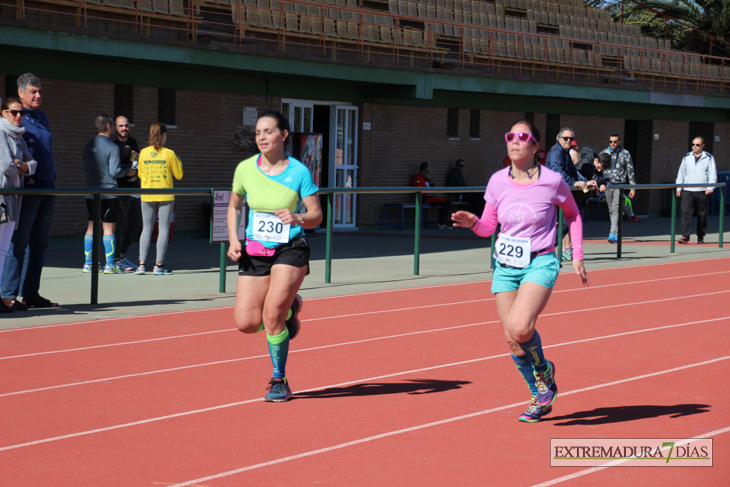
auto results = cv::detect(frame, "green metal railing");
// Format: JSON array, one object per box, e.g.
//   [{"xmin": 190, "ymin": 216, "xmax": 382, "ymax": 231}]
[{"xmin": 1, "ymin": 183, "xmax": 725, "ymax": 303}]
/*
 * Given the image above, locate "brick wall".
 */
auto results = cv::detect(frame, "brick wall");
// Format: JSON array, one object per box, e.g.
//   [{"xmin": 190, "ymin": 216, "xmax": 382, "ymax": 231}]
[{"xmin": 360, "ymin": 105, "xmax": 523, "ymax": 224}]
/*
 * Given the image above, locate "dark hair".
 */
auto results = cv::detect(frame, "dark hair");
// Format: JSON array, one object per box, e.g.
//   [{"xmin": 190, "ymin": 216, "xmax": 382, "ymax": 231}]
[
  {"xmin": 511, "ymin": 119, "xmax": 541, "ymax": 145},
  {"xmin": 610, "ymin": 133, "xmax": 621, "ymax": 140},
  {"xmin": 231, "ymin": 110, "xmax": 291, "ymax": 157},
  {"xmin": 94, "ymin": 114, "xmax": 114, "ymax": 133},
  {"xmin": 598, "ymin": 152, "xmax": 612, "ymax": 168},
  {"xmin": 455, "ymin": 159, "xmax": 465, "ymax": 167},
  {"xmin": 1, "ymin": 97, "xmax": 22, "ymax": 112},
  {"xmin": 419, "ymin": 161, "xmax": 429, "ymax": 172},
  {"xmin": 149, "ymin": 123, "xmax": 167, "ymax": 151},
  {"xmin": 692, "ymin": 136, "xmax": 705, "ymax": 145}
]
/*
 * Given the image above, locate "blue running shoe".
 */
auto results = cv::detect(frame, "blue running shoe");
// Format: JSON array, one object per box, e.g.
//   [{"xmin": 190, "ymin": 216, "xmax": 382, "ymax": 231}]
[
  {"xmin": 534, "ymin": 360, "xmax": 557, "ymax": 407},
  {"xmin": 264, "ymin": 377, "xmax": 292, "ymax": 402},
  {"xmin": 285, "ymin": 294, "xmax": 303, "ymax": 340},
  {"xmin": 561, "ymin": 247, "xmax": 573, "ymax": 261},
  {"xmin": 83, "ymin": 263, "xmax": 93, "ymax": 273},
  {"xmin": 519, "ymin": 396, "xmax": 553, "ymax": 423},
  {"xmin": 608, "ymin": 233, "xmax": 617, "ymax": 243}
]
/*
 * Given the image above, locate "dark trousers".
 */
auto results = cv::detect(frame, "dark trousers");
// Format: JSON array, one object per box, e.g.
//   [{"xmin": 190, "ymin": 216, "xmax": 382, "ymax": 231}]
[
  {"xmin": 1, "ymin": 194, "xmax": 55, "ymax": 300},
  {"xmin": 115, "ymin": 196, "xmax": 143, "ymax": 258},
  {"xmin": 680, "ymin": 191, "xmax": 709, "ymax": 239}
]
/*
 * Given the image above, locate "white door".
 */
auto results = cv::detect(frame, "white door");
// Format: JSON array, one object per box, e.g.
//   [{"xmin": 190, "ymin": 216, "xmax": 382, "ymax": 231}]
[{"xmin": 331, "ymin": 106, "xmax": 358, "ymax": 228}]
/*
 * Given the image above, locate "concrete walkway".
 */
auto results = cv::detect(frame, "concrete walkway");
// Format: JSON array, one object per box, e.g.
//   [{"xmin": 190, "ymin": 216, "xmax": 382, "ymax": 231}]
[{"xmin": 1, "ymin": 214, "xmax": 728, "ymax": 329}]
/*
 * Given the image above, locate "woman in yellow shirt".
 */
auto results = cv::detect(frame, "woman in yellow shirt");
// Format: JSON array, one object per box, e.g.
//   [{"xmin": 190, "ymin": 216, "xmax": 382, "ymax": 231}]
[{"xmin": 135, "ymin": 123, "xmax": 183, "ymax": 275}]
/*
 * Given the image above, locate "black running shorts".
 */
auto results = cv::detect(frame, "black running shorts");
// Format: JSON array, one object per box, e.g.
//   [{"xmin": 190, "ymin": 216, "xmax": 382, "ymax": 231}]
[
  {"xmin": 238, "ymin": 237, "xmax": 310, "ymax": 277},
  {"xmin": 86, "ymin": 198, "xmax": 118, "ymax": 223}
]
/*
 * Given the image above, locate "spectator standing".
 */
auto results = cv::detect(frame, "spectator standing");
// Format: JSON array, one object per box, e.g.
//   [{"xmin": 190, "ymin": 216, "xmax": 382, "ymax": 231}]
[
  {"xmin": 600, "ymin": 134, "xmax": 637, "ymax": 243},
  {"xmin": 676, "ymin": 137, "xmax": 717, "ymax": 244},
  {"xmin": 82, "ymin": 114, "xmax": 135, "ymax": 274},
  {"xmin": 113, "ymin": 116, "xmax": 142, "ymax": 271},
  {"xmin": 1, "ymin": 73, "xmax": 58, "ymax": 310},
  {"xmin": 445, "ymin": 159, "xmax": 485, "ymax": 216},
  {"xmin": 411, "ymin": 161, "xmax": 452, "ymax": 230},
  {"xmin": 546, "ymin": 128, "xmax": 593, "ymax": 260},
  {"xmin": 0, "ymin": 98, "xmax": 38, "ymax": 313},
  {"xmin": 135, "ymin": 123, "xmax": 183, "ymax": 275}
]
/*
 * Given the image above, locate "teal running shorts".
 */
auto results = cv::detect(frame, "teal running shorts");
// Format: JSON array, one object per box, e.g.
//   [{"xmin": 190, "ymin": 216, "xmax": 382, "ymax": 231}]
[{"xmin": 491, "ymin": 252, "xmax": 560, "ymax": 294}]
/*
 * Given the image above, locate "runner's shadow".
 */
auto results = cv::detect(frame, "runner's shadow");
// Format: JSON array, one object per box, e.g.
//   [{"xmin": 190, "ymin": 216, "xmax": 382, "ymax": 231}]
[
  {"xmin": 545, "ymin": 404, "xmax": 711, "ymax": 426},
  {"xmin": 294, "ymin": 379, "xmax": 471, "ymax": 399}
]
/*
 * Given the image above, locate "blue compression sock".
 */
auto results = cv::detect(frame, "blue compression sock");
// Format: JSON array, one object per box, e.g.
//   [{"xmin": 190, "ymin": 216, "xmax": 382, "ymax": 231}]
[
  {"xmin": 103, "ymin": 236, "xmax": 116, "ymax": 266},
  {"xmin": 84, "ymin": 234, "xmax": 93, "ymax": 264},
  {"xmin": 267, "ymin": 328, "xmax": 290, "ymax": 379},
  {"xmin": 518, "ymin": 331, "xmax": 549, "ymax": 374},
  {"xmin": 511, "ymin": 354, "xmax": 538, "ymax": 397}
]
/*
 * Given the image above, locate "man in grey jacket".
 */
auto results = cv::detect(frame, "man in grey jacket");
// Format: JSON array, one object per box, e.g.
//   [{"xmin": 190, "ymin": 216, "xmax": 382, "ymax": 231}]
[
  {"xmin": 82, "ymin": 114, "xmax": 136, "ymax": 273},
  {"xmin": 676, "ymin": 137, "xmax": 717, "ymax": 244},
  {"xmin": 600, "ymin": 134, "xmax": 636, "ymax": 243}
]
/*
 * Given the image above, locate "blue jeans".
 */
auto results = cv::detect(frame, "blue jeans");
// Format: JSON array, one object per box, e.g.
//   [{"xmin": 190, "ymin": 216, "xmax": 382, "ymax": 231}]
[{"xmin": 1, "ymin": 194, "xmax": 56, "ymax": 299}]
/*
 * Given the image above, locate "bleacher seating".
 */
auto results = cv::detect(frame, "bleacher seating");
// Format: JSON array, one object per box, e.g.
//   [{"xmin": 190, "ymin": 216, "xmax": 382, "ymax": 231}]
[{"xmin": 14, "ymin": 0, "xmax": 727, "ymax": 84}]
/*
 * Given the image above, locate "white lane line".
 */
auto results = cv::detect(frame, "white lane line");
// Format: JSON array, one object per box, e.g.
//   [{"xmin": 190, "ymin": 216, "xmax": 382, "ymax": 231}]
[
  {"xmin": 3, "ymin": 304, "xmax": 729, "ymax": 399},
  {"xmin": 164, "ymin": 356, "xmax": 730, "ymax": 487},
  {"xmin": 3, "ymin": 283, "xmax": 729, "ymax": 362},
  {"xmin": 528, "ymin": 425, "xmax": 730, "ymax": 487},
  {"xmin": 1, "ymin": 317, "xmax": 728, "ymax": 451},
  {"xmin": 2, "ymin": 258, "xmax": 728, "ymax": 334}
]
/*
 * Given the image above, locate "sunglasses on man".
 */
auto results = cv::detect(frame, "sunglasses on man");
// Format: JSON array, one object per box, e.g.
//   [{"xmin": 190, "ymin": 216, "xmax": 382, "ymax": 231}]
[{"xmin": 561, "ymin": 137, "xmax": 574, "ymax": 142}]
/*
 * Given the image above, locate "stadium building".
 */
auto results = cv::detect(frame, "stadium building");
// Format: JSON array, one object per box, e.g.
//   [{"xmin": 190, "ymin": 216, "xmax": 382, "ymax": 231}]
[{"xmin": 0, "ymin": 0, "xmax": 728, "ymax": 235}]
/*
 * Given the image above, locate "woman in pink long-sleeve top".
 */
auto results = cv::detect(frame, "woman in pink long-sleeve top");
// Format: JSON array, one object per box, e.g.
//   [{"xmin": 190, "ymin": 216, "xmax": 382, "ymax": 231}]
[{"xmin": 452, "ymin": 119, "xmax": 590, "ymax": 423}]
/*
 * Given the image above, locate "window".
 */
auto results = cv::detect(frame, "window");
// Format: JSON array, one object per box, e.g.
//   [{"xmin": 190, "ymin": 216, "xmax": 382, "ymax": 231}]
[
  {"xmin": 5, "ymin": 75, "xmax": 18, "ymax": 100},
  {"xmin": 469, "ymin": 109, "xmax": 480, "ymax": 139},
  {"xmin": 158, "ymin": 88, "xmax": 176, "ymax": 126},
  {"xmin": 114, "ymin": 84, "xmax": 134, "ymax": 123},
  {"xmin": 447, "ymin": 108, "xmax": 459, "ymax": 138}
]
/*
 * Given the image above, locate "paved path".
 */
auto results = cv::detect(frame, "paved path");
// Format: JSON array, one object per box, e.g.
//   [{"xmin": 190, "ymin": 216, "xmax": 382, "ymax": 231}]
[{"xmin": 1, "ymin": 215, "xmax": 727, "ymax": 329}]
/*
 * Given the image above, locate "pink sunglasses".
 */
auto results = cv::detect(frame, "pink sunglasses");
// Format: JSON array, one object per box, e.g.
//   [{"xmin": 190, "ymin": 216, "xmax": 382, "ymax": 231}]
[{"xmin": 505, "ymin": 132, "xmax": 538, "ymax": 144}]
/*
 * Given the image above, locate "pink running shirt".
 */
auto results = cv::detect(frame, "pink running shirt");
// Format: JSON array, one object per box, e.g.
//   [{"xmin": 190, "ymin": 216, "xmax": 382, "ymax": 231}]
[{"xmin": 480, "ymin": 166, "xmax": 583, "ymax": 259}]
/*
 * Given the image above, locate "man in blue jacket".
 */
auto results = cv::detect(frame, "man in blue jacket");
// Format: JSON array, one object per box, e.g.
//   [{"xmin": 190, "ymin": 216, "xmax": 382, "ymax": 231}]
[
  {"xmin": 1, "ymin": 74, "xmax": 58, "ymax": 310},
  {"xmin": 546, "ymin": 127, "xmax": 593, "ymax": 260}
]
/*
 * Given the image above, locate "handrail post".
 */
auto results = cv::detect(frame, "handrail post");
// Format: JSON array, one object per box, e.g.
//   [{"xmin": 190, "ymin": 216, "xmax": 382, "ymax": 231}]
[
  {"xmin": 617, "ymin": 190, "xmax": 623, "ymax": 259},
  {"xmin": 720, "ymin": 184, "xmax": 725, "ymax": 248},
  {"xmin": 670, "ymin": 189, "xmax": 677, "ymax": 253},
  {"xmin": 91, "ymin": 193, "xmax": 101, "ymax": 305},
  {"xmin": 325, "ymin": 192, "xmax": 333, "ymax": 283},
  {"xmin": 414, "ymin": 191, "xmax": 421, "ymax": 275},
  {"xmin": 557, "ymin": 206, "xmax": 563, "ymax": 260},
  {"xmin": 219, "ymin": 243, "xmax": 226, "ymax": 293}
]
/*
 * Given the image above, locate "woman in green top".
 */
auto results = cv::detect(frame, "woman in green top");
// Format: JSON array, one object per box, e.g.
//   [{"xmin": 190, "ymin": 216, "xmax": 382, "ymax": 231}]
[{"xmin": 227, "ymin": 111, "xmax": 322, "ymax": 402}]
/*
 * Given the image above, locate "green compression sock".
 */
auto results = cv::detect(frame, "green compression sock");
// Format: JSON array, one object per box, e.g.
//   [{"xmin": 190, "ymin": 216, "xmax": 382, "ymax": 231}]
[{"xmin": 267, "ymin": 328, "xmax": 290, "ymax": 379}]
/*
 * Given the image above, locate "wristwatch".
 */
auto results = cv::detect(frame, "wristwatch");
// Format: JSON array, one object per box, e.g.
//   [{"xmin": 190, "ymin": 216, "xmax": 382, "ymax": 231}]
[{"xmin": 300, "ymin": 214, "xmax": 305, "ymax": 226}]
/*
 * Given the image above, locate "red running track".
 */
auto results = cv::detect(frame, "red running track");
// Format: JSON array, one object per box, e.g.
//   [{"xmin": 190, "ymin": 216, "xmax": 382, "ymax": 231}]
[{"xmin": 1, "ymin": 258, "xmax": 729, "ymax": 486}]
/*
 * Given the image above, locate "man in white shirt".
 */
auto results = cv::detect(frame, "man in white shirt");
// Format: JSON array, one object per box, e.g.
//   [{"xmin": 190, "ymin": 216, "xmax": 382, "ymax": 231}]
[{"xmin": 676, "ymin": 137, "xmax": 717, "ymax": 244}]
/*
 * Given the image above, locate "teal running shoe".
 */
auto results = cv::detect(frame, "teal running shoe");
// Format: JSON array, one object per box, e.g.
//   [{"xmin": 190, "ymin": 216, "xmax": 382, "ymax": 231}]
[
  {"xmin": 264, "ymin": 378, "xmax": 292, "ymax": 402},
  {"xmin": 534, "ymin": 360, "xmax": 558, "ymax": 407},
  {"xmin": 285, "ymin": 294, "xmax": 303, "ymax": 340},
  {"xmin": 519, "ymin": 396, "xmax": 553, "ymax": 423}
]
